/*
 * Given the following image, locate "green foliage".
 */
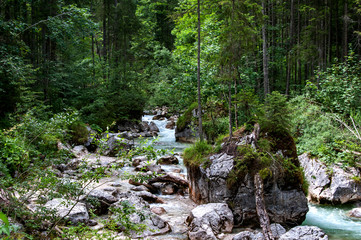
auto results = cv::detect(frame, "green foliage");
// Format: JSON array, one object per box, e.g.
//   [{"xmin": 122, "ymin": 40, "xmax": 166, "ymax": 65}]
[
  {"xmin": 68, "ymin": 122, "xmax": 89, "ymax": 145},
  {"xmin": 108, "ymin": 201, "xmax": 147, "ymax": 236},
  {"xmin": 183, "ymin": 140, "xmax": 213, "ymax": 167},
  {"xmin": 176, "ymin": 102, "xmax": 198, "ymax": 132},
  {"xmin": 235, "ymin": 89, "xmax": 260, "ymax": 125},
  {"xmin": 203, "ymin": 117, "xmax": 228, "ymax": 143},
  {"xmin": 306, "ymin": 52, "xmax": 361, "ymax": 115},
  {"xmin": 260, "ymin": 91, "xmax": 292, "ymax": 133}
]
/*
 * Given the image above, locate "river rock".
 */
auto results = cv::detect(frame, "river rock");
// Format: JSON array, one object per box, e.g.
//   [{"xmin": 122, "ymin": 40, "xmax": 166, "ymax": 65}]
[
  {"xmin": 111, "ymin": 192, "xmax": 171, "ymax": 238},
  {"xmin": 348, "ymin": 207, "xmax": 361, "ymax": 218},
  {"xmin": 72, "ymin": 145, "xmax": 88, "ymax": 157},
  {"xmin": 279, "ymin": 226, "xmax": 328, "ymax": 240},
  {"xmin": 175, "ymin": 126, "xmax": 197, "ymax": 143},
  {"xmin": 166, "ymin": 120, "xmax": 175, "ymax": 129},
  {"xmin": 299, "ymin": 153, "xmax": 361, "ymax": 204},
  {"xmin": 44, "ymin": 198, "xmax": 89, "ymax": 224},
  {"xmin": 157, "ymin": 155, "xmax": 179, "ymax": 165},
  {"xmin": 151, "ymin": 207, "xmax": 167, "ymax": 215},
  {"xmin": 232, "ymin": 223, "xmax": 286, "ymax": 240},
  {"xmin": 149, "ymin": 122, "xmax": 160, "ymax": 132},
  {"xmin": 86, "ymin": 188, "xmax": 119, "ymax": 214},
  {"xmin": 187, "ymin": 203, "xmax": 234, "ymax": 240},
  {"xmin": 135, "ymin": 191, "xmax": 164, "ymax": 203},
  {"xmin": 100, "ymin": 134, "xmax": 133, "ymax": 157}
]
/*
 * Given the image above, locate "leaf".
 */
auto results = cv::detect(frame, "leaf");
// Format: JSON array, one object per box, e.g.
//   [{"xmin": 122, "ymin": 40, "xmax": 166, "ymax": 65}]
[{"xmin": 0, "ymin": 212, "xmax": 9, "ymax": 226}]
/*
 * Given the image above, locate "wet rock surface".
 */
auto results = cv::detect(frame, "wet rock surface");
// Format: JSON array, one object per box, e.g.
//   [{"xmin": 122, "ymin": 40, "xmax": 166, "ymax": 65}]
[{"xmin": 299, "ymin": 153, "xmax": 361, "ymax": 204}]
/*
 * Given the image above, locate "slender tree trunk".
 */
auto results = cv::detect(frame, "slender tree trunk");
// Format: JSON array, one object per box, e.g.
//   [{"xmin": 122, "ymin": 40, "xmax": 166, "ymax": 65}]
[
  {"xmin": 228, "ymin": 80, "xmax": 232, "ymax": 139},
  {"xmin": 234, "ymin": 79, "xmax": 238, "ymax": 129},
  {"xmin": 286, "ymin": 0, "xmax": 294, "ymax": 96},
  {"xmin": 197, "ymin": 0, "xmax": 203, "ymax": 141},
  {"xmin": 262, "ymin": 0, "xmax": 270, "ymax": 96},
  {"xmin": 343, "ymin": 0, "xmax": 348, "ymax": 58},
  {"xmin": 254, "ymin": 173, "xmax": 274, "ymax": 240}
]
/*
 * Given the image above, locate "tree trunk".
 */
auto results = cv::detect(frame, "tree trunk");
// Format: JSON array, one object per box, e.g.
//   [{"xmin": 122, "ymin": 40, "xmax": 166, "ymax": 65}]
[
  {"xmin": 343, "ymin": 0, "xmax": 348, "ymax": 58},
  {"xmin": 228, "ymin": 80, "xmax": 232, "ymax": 139},
  {"xmin": 197, "ymin": 0, "xmax": 203, "ymax": 141},
  {"xmin": 254, "ymin": 173, "xmax": 274, "ymax": 240},
  {"xmin": 262, "ymin": 0, "xmax": 270, "ymax": 96}
]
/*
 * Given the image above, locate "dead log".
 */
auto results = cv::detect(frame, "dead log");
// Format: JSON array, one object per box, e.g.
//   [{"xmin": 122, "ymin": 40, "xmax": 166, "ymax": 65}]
[
  {"xmin": 254, "ymin": 173, "xmax": 274, "ymax": 240},
  {"xmin": 148, "ymin": 174, "xmax": 189, "ymax": 188},
  {"xmin": 128, "ymin": 179, "xmax": 158, "ymax": 193}
]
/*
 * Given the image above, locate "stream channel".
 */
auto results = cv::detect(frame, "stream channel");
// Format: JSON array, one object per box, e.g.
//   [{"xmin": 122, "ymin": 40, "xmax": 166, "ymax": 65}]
[{"xmin": 141, "ymin": 115, "xmax": 361, "ymax": 240}]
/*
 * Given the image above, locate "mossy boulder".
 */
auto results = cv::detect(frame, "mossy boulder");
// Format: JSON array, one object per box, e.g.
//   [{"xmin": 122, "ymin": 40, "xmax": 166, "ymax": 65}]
[{"xmin": 186, "ymin": 125, "xmax": 308, "ymax": 227}]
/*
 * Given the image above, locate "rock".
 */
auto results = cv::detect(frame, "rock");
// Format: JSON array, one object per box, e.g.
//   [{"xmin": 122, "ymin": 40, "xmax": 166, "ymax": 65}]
[
  {"xmin": 188, "ymin": 151, "xmax": 308, "ymax": 226},
  {"xmin": 66, "ymin": 159, "xmax": 81, "ymax": 170},
  {"xmin": 110, "ymin": 182, "xmax": 122, "ymax": 187},
  {"xmin": 348, "ymin": 207, "xmax": 361, "ymax": 218},
  {"xmin": 100, "ymin": 134, "xmax": 133, "ymax": 157},
  {"xmin": 140, "ymin": 121, "xmax": 150, "ymax": 132},
  {"xmin": 134, "ymin": 191, "xmax": 164, "ymax": 203},
  {"xmin": 151, "ymin": 207, "xmax": 167, "ymax": 215},
  {"xmin": 45, "ymin": 198, "xmax": 89, "ymax": 224},
  {"xmin": 132, "ymin": 156, "xmax": 148, "ymax": 167},
  {"xmin": 72, "ymin": 145, "xmax": 88, "ymax": 157},
  {"xmin": 299, "ymin": 153, "xmax": 361, "ymax": 204},
  {"xmin": 270, "ymin": 223, "xmax": 287, "ymax": 238},
  {"xmin": 157, "ymin": 155, "xmax": 179, "ymax": 165},
  {"xmin": 279, "ymin": 226, "xmax": 328, "ymax": 240},
  {"xmin": 131, "ymin": 185, "xmax": 150, "ymax": 192},
  {"xmin": 152, "ymin": 115, "xmax": 166, "ymax": 120},
  {"xmin": 161, "ymin": 183, "xmax": 177, "ymax": 195},
  {"xmin": 187, "ymin": 203, "xmax": 234, "ymax": 240},
  {"xmin": 87, "ymin": 189, "xmax": 119, "ymax": 214},
  {"xmin": 149, "ymin": 122, "xmax": 160, "ymax": 132},
  {"xmin": 111, "ymin": 192, "xmax": 171, "ymax": 238},
  {"xmin": 135, "ymin": 162, "xmax": 162, "ymax": 173},
  {"xmin": 232, "ymin": 224, "xmax": 285, "ymax": 240},
  {"xmin": 166, "ymin": 121, "xmax": 175, "ymax": 129},
  {"xmin": 175, "ymin": 126, "xmax": 197, "ymax": 143}
]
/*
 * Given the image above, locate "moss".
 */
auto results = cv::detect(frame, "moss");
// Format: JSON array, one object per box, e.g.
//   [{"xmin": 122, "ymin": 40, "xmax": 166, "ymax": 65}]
[
  {"xmin": 183, "ymin": 140, "xmax": 213, "ymax": 167},
  {"xmin": 176, "ymin": 102, "xmax": 198, "ymax": 132}
]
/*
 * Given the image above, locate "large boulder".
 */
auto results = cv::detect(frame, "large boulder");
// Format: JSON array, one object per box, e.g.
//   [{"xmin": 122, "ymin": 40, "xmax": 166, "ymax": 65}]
[
  {"xmin": 100, "ymin": 134, "xmax": 133, "ymax": 156},
  {"xmin": 187, "ymin": 203, "xmax": 234, "ymax": 240},
  {"xmin": 175, "ymin": 126, "xmax": 198, "ymax": 143},
  {"xmin": 187, "ymin": 128, "xmax": 308, "ymax": 227},
  {"xmin": 279, "ymin": 226, "xmax": 328, "ymax": 240},
  {"xmin": 110, "ymin": 192, "xmax": 171, "ymax": 238},
  {"xmin": 188, "ymin": 152, "xmax": 308, "ymax": 227},
  {"xmin": 299, "ymin": 153, "xmax": 361, "ymax": 204},
  {"xmin": 44, "ymin": 198, "xmax": 89, "ymax": 225},
  {"xmin": 86, "ymin": 188, "xmax": 119, "ymax": 214}
]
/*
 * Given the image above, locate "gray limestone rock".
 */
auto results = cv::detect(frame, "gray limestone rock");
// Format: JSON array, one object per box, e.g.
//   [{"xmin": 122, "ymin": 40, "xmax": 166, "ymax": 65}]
[
  {"xmin": 45, "ymin": 198, "xmax": 89, "ymax": 224},
  {"xmin": 187, "ymin": 203, "xmax": 234, "ymax": 240},
  {"xmin": 188, "ymin": 152, "xmax": 308, "ymax": 226},
  {"xmin": 279, "ymin": 226, "xmax": 328, "ymax": 240},
  {"xmin": 299, "ymin": 153, "xmax": 361, "ymax": 204}
]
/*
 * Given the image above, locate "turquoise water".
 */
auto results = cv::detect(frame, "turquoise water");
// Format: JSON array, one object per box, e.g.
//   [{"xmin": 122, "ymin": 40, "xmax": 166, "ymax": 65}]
[{"xmin": 303, "ymin": 203, "xmax": 361, "ymax": 240}]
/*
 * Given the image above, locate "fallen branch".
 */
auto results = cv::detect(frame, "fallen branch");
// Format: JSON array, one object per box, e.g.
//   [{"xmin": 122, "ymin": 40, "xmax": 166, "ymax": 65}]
[{"xmin": 148, "ymin": 174, "xmax": 189, "ymax": 188}]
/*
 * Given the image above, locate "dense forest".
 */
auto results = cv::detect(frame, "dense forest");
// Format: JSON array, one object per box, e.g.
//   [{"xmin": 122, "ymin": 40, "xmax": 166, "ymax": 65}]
[{"xmin": 1, "ymin": 0, "xmax": 361, "ymax": 239}]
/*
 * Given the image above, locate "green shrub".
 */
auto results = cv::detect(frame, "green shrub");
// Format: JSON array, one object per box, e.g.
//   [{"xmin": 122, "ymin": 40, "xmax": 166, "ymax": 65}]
[
  {"xmin": 260, "ymin": 91, "xmax": 292, "ymax": 133},
  {"xmin": 183, "ymin": 140, "xmax": 213, "ymax": 167},
  {"xmin": 68, "ymin": 122, "xmax": 89, "ymax": 145},
  {"xmin": 203, "ymin": 117, "xmax": 228, "ymax": 143}
]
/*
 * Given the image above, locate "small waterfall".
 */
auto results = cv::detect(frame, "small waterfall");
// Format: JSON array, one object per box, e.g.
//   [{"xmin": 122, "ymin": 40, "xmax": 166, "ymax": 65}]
[{"xmin": 142, "ymin": 115, "xmax": 190, "ymax": 152}]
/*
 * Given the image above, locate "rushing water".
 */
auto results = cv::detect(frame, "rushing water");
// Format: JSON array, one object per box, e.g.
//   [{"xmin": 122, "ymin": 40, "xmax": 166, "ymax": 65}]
[
  {"xmin": 143, "ymin": 115, "xmax": 361, "ymax": 240},
  {"xmin": 303, "ymin": 203, "xmax": 361, "ymax": 240}
]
